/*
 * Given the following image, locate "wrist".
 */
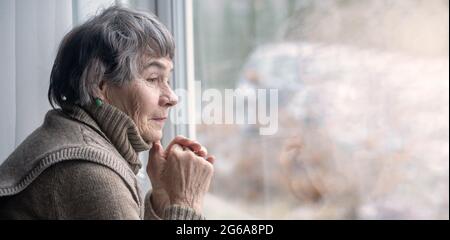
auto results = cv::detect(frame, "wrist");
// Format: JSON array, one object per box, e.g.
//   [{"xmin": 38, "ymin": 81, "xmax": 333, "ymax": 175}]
[{"xmin": 150, "ymin": 189, "xmax": 170, "ymax": 217}]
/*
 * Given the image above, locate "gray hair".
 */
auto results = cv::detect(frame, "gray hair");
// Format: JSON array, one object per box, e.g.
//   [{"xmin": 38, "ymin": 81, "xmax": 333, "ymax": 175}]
[{"xmin": 48, "ymin": 6, "xmax": 175, "ymax": 108}]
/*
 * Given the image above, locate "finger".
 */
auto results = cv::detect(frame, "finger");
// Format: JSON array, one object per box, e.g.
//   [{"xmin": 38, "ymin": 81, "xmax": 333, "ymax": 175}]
[
  {"xmin": 188, "ymin": 142, "xmax": 202, "ymax": 153},
  {"xmin": 195, "ymin": 145, "xmax": 208, "ymax": 158},
  {"xmin": 206, "ymin": 155, "xmax": 215, "ymax": 165},
  {"xmin": 179, "ymin": 138, "xmax": 203, "ymax": 152},
  {"xmin": 173, "ymin": 136, "xmax": 206, "ymax": 156},
  {"xmin": 148, "ymin": 142, "xmax": 164, "ymax": 164},
  {"xmin": 147, "ymin": 141, "xmax": 165, "ymax": 173},
  {"xmin": 149, "ymin": 141, "xmax": 164, "ymax": 157},
  {"xmin": 166, "ymin": 135, "xmax": 202, "ymax": 155},
  {"xmin": 166, "ymin": 135, "xmax": 192, "ymax": 151},
  {"xmin": 181, "ymin": 141, "xmax": 206, "ymax": 157},
  {"xmin": 170, "ymin": 143, "xmax": 184, "ymax": 154}
]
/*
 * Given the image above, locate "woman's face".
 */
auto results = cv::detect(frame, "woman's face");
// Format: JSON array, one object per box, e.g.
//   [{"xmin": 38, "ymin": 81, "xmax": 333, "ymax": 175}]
[{"xmin": 103, "ymin": 56, "xmax": 178, "ymax": 144}]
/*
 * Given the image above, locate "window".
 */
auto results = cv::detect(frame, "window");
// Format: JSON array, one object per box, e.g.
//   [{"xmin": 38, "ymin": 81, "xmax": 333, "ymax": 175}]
[
  {"xmin": 20, "ymin": 0, "xmax": 446, "ymax": 220},
  {"xmin": 192, "ymin": 0, "xmax": 449, "ymax": 219}
]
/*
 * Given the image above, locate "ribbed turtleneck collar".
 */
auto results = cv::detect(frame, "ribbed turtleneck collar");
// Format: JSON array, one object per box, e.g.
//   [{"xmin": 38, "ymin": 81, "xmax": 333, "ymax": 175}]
[{"xmin": 63, "ymin": 102, "xmax": 150, "ymax": 174}]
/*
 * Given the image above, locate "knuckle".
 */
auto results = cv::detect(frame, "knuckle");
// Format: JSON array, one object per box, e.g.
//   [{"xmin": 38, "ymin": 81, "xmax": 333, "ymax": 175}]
[
  {"xmin": 201, "ymin": 159, "xmax": 214, "ymax": 172},
  {"xmin": 168, "ymin": 146, "xmax": 182, "ymax": 159},
  {"xmin": 175, "ymin": 135, "xmax": 186, "ymax": 141},
  {"xmin": 182, "ymin": 149, "xmax": 196, "ymax": 160},
  {"xmin": 188, "ymin": 150, "xmax": 198, "ymax": 159}
]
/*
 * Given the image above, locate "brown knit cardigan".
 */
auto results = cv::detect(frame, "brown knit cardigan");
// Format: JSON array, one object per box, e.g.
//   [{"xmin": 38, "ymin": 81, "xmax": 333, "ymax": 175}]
[{"xmin": 0, "ymin": 102, "xmax": 205, "ymax": 220}]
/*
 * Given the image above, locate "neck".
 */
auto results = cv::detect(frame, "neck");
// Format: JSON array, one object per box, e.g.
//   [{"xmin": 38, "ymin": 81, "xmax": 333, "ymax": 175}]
[{"xmin": 80, "ymin": 102, "xmax": 150, "ymax": 174}]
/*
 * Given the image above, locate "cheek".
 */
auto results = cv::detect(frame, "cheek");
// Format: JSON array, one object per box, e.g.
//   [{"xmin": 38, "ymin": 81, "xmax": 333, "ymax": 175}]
[
  {"xmin": 136, "ymin": 86, "xmax": 160, "ymax": 116},
  {"xmin": 130, "ymin": 83, "xmax": 162, "ymax": 139}
]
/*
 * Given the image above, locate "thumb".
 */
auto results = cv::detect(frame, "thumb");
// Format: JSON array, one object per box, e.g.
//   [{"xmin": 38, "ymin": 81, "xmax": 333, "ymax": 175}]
[
  {"xmin": 150, "ymin": 141, "xmax": 163, "ymax": 154},
  {"xmin": 148, "ymin": 141, "xmax": 165, "ymax": 169}
]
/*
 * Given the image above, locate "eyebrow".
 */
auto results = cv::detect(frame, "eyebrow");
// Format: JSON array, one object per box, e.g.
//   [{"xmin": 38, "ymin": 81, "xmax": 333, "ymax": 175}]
[{"xmin": 144, "ymin": 60, "xmax": 173, "ymax": 72}]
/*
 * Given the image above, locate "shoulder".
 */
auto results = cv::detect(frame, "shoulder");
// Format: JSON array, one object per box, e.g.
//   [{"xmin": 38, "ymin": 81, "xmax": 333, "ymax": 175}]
[
  {"xmin": 41, "ymin": 160, "xmax": 138, "ymax": 201},
  {"xmin": 34, "ymin": 160, "xmax": 141, "ymax": 219},
  {"xmin": 43, "ymin": 160, "xmax": 126, "ymax": 187},
  {"xmin": 1, "ymin": 160, "xmax": 142, "ymax": 219},
  {"xmin": 0, "ymin": 109, "xmax": 132, "ymax": 197}
]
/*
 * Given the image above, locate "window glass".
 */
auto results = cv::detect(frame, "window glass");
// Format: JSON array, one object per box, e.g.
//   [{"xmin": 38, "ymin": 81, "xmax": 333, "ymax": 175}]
[{"xmin": 193, "ymin": 0, "xmax": 449, "ymax": 219}]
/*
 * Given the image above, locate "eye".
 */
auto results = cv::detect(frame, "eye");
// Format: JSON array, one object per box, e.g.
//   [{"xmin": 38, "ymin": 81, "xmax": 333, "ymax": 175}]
[{"xmin": 146, "ymin": 77, "xmax": 158, "ymax": 83}]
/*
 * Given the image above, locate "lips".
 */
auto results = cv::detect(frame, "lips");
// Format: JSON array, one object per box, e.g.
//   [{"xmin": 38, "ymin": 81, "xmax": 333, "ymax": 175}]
[
  {"xmin": 151, "ymin": 117, "xmax": 167, "ymax": 121},
  {"xmin": 150, "ymin": 116, "xmax": 168, "ymax": 126}
]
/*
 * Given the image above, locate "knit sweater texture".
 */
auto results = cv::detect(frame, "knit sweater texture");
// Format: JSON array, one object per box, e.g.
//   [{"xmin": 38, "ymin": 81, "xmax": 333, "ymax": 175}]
[{"xmin": 0, "ymin": 102, "xmax": 205, "ymax": 220}]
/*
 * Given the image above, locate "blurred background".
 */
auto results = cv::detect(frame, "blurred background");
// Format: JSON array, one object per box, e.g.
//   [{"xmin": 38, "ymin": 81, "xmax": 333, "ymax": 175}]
[
  {"xmin": 0, "ymin": 0, "xmax": 448, "ymax": 219},
  {"xmin": 194, "ymin": 0, "xmax": 449, "ymax": 219}
]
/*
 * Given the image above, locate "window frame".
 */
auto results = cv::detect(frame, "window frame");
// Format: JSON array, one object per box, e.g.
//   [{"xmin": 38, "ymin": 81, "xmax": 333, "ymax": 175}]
[{"xmin": 154, "ymin": 0, "xmax": 197, "ymax": 146}]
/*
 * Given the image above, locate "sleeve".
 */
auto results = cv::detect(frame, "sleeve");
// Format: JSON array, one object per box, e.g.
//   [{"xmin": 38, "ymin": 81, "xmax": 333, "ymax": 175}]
[
  {"xmin": 43, "ymin": 160, "xmax": 206, "ymax": 220},
  {"xmin": 144, "ymin": 191, "xmax": 206, "ymax": 220},
  {"xmin": 144, "ymin": 191, "xmax": 162, "ymax": 220}
]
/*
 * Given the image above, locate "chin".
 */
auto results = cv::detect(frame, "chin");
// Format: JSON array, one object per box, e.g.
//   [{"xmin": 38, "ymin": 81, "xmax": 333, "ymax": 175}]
[{"xmin": 143, "ymin": 130, "xmax": 163, "ymax": 143}]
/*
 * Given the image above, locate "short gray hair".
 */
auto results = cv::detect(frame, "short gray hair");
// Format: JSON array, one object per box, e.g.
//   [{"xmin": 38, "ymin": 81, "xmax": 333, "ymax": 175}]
[{"xmin": 48, "ymin": 6, "xmax": 175, "ymax": 108}]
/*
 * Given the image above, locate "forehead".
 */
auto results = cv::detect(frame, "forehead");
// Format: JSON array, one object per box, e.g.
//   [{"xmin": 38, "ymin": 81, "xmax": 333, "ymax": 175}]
[{"xmin": 143, "ymin": 57, "xmax": 174, "ymax": 71}]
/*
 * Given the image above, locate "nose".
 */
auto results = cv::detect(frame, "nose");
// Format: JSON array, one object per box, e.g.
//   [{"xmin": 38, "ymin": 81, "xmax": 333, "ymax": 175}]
[{"xmin": 160, "ymin": 86, "xmax": 178, "ymax": 108}]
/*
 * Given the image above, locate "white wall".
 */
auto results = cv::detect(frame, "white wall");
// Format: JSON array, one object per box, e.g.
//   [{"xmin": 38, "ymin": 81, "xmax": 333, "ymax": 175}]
[{"xmin": 0, "ymin": 0, "xmax": 73, "ymax": 162}]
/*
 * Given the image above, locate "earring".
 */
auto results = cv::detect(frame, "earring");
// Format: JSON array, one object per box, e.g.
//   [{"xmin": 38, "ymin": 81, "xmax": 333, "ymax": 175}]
[{"xmin": 95, "ymin": 98, "xmax": 103, "ymax": 107}]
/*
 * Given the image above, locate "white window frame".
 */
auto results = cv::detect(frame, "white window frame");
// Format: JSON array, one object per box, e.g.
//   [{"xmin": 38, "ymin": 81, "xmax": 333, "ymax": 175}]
[{"xmin": 152, "ymin": 0, "xmax": 197, "ymax": 146}]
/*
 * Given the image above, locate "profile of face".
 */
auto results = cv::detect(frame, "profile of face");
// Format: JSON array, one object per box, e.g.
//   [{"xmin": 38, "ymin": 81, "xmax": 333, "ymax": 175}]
[{"xmin": 100, "ymin": 56, "xmax": 178, "ymax": 144}]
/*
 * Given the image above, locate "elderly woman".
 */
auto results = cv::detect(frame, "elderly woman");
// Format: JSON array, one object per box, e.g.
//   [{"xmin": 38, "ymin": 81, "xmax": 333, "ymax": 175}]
[{"xmin": 0, "ymin": 6, "xmax": 214, "ymax": 220}]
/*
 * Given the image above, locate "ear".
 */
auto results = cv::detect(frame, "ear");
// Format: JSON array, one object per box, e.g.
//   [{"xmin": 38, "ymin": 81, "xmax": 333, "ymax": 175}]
[{"xmin": 94, "ymin": 79, "xmax": 109, "ymax": 103}]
